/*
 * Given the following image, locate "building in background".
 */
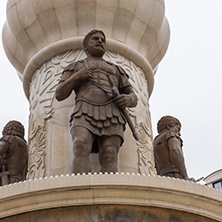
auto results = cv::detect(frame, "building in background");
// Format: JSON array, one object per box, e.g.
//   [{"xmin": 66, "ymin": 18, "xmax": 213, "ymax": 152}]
[{"xmin": 204, "ymin": 169, "xmax": 222, "ymax": 191}]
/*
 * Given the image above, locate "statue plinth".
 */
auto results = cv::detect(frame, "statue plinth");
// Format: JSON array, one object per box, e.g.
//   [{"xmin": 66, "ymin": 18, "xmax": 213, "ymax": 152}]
[{"xmin": 0, "ymin": 174, "xmax": 221, "ymax": 221}]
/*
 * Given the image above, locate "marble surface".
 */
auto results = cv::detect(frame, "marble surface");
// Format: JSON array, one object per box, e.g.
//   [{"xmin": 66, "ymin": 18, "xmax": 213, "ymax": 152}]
[{"xmin": 2, "ymin": 0, "xmax": 170, "ymax": 78}]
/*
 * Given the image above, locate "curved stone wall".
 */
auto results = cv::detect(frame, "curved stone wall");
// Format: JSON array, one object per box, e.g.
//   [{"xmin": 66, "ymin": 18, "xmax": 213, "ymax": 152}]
[{"xmin": 0, "ymin": 174, "xmax": 221, "ymax": 221}]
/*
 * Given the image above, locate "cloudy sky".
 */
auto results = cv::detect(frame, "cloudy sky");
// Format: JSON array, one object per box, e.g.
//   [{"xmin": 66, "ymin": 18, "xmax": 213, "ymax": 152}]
[
  {"xmin": 0, "ymin": 2, "xmax": 29, "ymax": 135},
  {"xmin": 0, "ymin": 0, "xmax": 221, "ymax": 180}
]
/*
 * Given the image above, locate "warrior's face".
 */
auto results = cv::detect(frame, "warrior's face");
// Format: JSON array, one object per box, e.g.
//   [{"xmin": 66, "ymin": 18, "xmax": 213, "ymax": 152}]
[
  {"xmin": 168, "ymin": 124, "xmax": 181, "ymax": 136},
  {"xmin": 86, "ymin": 32, "xmax": 106, "ymax": 57}
]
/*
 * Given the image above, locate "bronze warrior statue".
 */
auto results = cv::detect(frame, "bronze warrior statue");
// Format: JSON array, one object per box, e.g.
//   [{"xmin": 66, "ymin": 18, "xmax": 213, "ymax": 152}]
[
  {"xmin": 0, "ymin": 121, "xmax": 28, "ymax": 186},
  {"xmin": 153, "ymin": 116, "xmax": 191, "ymax": 180},
  {"xmin": 56, "ymin": 29, "xmax": 138, "ymax": 174}
]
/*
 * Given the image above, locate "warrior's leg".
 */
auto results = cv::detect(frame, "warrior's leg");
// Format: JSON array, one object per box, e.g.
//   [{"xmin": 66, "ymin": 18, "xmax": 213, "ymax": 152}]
[
  {"xmin": 71, "ymin": 127, "xmax": 94, "ymax": 174},
  {"xmin": 98, "ymin": 135, "xmax": 121, "ymax": 173}
]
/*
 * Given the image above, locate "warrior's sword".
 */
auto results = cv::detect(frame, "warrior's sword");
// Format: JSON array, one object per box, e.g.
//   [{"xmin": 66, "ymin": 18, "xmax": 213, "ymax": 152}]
[{"xmin": 108, "ymin": 76, "xmax": 140, "ymax": 141}]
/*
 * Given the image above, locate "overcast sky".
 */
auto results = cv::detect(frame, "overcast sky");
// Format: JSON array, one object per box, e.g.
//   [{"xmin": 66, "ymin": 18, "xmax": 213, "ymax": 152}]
[
  {"xmin": 0, "ymin": 1, "xmax": 221, "ymax": 181},
  {"xmin": 0, "ymin": 2, "xmax": 29, "ymax": 135}
]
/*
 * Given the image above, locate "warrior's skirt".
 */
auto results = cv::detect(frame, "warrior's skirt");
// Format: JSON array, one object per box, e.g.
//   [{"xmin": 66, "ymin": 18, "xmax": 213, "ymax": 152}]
[{"xmin": 70, "ymin": 99, "xmax": 126, "ymax": 152}]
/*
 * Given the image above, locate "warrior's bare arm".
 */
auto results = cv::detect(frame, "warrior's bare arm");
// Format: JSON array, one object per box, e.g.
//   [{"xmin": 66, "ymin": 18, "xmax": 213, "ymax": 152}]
[
  {"xmin": 114, "ymin": 86, "xmax": 138, "ymax": 109},
  {"xmin": 154, "ymin": 154, "xmax": 160, "ymax": 175},
  {"xmin": 168, "ymin": 137, "xmax": 189, "ymax": 180},
  {"xmin": 56, "ymin": 67, "xmax": 92, "ymax": 101}
]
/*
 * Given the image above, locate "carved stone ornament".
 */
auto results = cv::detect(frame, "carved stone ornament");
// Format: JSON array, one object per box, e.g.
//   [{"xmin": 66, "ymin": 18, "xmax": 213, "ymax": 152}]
[
  {"xmin": 136, "ymin": 122, "xmax": 156, "ymax": 176},
  {"xmin": 27, "ymin": 124, "xmax": 46, "ymax": 179}
]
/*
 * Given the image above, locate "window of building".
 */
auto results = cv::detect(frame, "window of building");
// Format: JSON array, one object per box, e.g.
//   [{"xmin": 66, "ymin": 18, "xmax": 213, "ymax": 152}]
[{"xmin": 213, "ymin": 180, "xmax": 222, "ymax": 190}]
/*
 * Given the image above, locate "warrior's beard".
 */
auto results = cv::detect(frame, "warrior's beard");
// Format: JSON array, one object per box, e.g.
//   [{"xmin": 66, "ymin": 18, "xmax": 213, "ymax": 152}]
[{"xmin": 86, "ymin": 45, "xmax": 105, "ymax": 58}]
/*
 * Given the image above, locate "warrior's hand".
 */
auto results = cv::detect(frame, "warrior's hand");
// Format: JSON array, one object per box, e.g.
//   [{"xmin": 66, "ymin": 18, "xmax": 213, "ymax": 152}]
[
  {"xmin": 114, "ymin": 94, "xmax": 133, "ymax": 109},
  {"xmin": 189, "ymin": 177, "xmax": 204, "ymax": 183},
  {"xmin": 77, "ymin": 67, "xmax": 93, "ymax": 81}
]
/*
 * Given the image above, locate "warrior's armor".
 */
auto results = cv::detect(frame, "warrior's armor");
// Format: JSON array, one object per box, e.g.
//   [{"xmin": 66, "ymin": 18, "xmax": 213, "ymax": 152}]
[
  {"xmin": 60, "ymin": 58, "xmax": 132, "ymax": 152},
  {"xmin": 0, "ymin": 135, "xmax": 28, "ymax": 184},
  {"xmin": 154, "ymin": 131, "xmax": 183, "ymax": 178}
]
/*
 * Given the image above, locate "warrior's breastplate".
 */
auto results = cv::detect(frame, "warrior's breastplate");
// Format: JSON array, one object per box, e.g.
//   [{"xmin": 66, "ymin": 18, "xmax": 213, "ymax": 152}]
[
  {"xmin": 92, "ymin": 68, "xmax": 117, "ymax": 86},
  {"xmin": 154, "ymin": 134, "xmax": 170, "ymax": 159},
  {"xmin": 76, "ymin": 60, "xmax": 120, "ymax": 103},
  {"xmin": 154, "ymin": 132, "xmax": 180, "ymax": 175},
  {"xmin": 4, "ymin": 136, "xmax": 27, "ymax": 177},
  {"xmin": 89, "ymin": 68, "xmax": 118, "ymax": 96}
]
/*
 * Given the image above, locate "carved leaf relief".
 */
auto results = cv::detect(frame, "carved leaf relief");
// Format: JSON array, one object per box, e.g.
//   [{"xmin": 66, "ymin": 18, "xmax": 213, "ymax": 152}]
[
  {"xmin": 27, "ymin": 124, "xmax": 46, "ymax": 179},
  {"xmin": 136, "ymin": 122, "xmax": 156, "ymax": 175}
]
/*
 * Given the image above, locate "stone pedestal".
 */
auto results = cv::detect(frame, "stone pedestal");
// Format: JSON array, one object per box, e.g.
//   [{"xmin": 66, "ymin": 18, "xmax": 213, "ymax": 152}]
[
  {"xmin": 3, "ymin": 0, "xmax": 170, "ymax": 178},
  {"xmin": 0, "ymin": 174, "xmax": 221, "ymax": 221}
]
